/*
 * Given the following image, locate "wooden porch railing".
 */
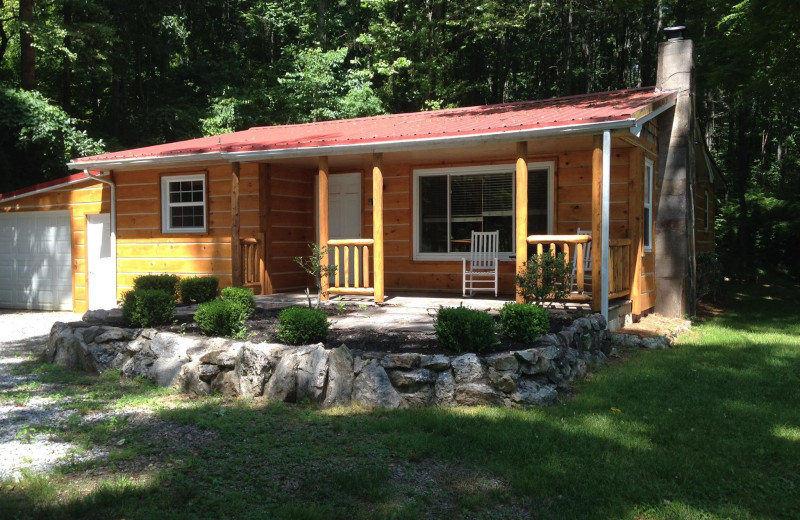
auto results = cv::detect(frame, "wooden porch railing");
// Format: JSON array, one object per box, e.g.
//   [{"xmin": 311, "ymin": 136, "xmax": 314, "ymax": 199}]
[
  {"xmin": 327, "ymin": 238, "xmax": 374, "ymax": 296},
  {"xmin": 526, "ymin": 234, "xmax": 592, "ymax": 296},
  {"xmin": 608, "ymin": 238, "xmax": 631, "ymax": 299},
  {"xmin": 526, "ymin": 234, "xmax": 631, "ymax": 301},
  {"xmin": 240, "ymin": 233, "xmax": 266, "ymax": 294}
]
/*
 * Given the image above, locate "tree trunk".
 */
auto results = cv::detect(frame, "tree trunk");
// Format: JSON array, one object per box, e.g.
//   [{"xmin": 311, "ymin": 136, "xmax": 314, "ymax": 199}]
[
  {"xmin": 0, "ymin": 0, "xmax": 9, "ymax": 66},
  {"xmin": 61, "ymin": 0, "xmax": 72, "ymax": 111},
  {"xmin": 734, "ymin": 104, "xmax": 752, "ymax": 273},
  {"xmin": 20, "ymin": 0, "xmax": 35, "ymax": 90}
]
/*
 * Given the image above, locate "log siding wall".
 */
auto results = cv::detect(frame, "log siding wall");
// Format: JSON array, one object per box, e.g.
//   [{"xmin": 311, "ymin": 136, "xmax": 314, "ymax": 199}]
[{"xmin": 115, "ymin": 164, "xmax": 260, "ymax": 296}]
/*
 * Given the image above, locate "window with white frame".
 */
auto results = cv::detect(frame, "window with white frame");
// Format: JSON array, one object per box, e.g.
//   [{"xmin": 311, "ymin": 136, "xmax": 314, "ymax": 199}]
[
  {"xmin": 161, "ymin": 173, "xmax": 207, "ymax": 233},
  {"xmin": 704, "ymin": 190, "xmax": 710, "ymax": 232},
  {"xmin": 643, "ymin": 158, "xmax": 654, "ymax": 252},
  {"xmin": 413, "ymin": 162, "xmax": 553, "ymax": 260}
]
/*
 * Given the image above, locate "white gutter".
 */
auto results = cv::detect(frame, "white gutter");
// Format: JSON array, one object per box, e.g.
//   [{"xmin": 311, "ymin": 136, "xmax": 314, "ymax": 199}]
[
  {"xmin": 629, "ymin": 97, "xmax": 677, "ymax": 137},
  {"xmin": 601, "ymin": 130, "xmax": 611, "ymax": 321},
  {"xmin": 84, "ymin": 169, "xmax": 117, "ymax": 306},
  {"xmin": 0, "ymin": 174, "xmax": 106, "ymax": 205},
  {"xmin": 68, "ymin": 118, "xmax": 638, "ymax": 171}
]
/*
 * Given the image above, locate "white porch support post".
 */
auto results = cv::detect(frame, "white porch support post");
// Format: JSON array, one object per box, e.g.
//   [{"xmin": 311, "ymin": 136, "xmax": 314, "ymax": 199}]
[
  {"xmin": 515, "ymin": 142, "xmax": 528, "ymax": 303},
  {"xmin": 372, "ymin": 153, "xmax": 385, "ymax": 303},
  {"xmin": 600, "ymin": 130, "xmax": 611, "ymax": 320}
]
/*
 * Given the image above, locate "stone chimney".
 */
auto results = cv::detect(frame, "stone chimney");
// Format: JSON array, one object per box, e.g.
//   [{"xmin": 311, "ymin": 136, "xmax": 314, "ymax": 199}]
[{"xmin": 655, "ymin": 26, "xmax": 697, "ymax": 317}]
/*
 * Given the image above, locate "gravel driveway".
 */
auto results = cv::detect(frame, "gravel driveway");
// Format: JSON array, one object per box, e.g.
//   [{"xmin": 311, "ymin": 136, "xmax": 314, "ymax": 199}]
[{"xmin": 0, "ymin": 309, "xmax": 91, "ymax": 480}]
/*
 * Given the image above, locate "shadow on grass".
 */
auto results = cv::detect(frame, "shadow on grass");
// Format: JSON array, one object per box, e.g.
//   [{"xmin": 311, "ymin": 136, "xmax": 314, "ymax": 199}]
[{"xmin": 2, "ymin": 285, "xmax": 799, "ymax": 519}]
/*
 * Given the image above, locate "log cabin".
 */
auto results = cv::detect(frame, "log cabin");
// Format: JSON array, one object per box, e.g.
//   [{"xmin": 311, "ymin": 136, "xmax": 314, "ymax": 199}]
[{"xmin": 0, "ymin": 29, "xmax": 723, "ymax": 326}]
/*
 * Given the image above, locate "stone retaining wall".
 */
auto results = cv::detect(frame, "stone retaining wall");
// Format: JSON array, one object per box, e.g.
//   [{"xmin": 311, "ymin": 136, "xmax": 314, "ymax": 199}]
[{"xmin": 45, "ymin": 314, "xmax": 613, "ymax": 409}]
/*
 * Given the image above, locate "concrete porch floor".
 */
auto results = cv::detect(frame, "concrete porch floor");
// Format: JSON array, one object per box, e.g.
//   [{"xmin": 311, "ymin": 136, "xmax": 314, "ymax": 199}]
[{"xmin": 254, "ymin": 291, "xmax": 598, "ymax": 334}]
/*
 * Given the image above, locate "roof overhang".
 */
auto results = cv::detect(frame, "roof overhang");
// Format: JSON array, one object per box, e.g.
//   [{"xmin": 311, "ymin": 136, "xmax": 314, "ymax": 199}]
[
  {"xmin": 68, "ymin": 118, "xmax": 646, "ymax": 172},
  {"xmin": 0, "ymin": 171, "xmax": 107, "ymax": 204}
]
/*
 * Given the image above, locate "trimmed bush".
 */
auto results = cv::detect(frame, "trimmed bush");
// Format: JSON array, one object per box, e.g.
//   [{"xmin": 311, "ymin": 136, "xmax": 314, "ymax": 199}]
[
  {"xmin": 499, "ymin": 302, "xmax": 549, "ymax": 342},
  {"xmin": 132, "ymin": 274, "xmax": 180, "ymax": 297},
  {"xmin": 220, "ymin": 286, "xmax": 256, "ymax": 317},
  {"xmin": 195, "ymin": 299, "xmax": 250, "ymax": 339},
  {"xmin": 515, "ymin": 251, "xmax": 572, "ymax": 307},
  {"xmin": 121, "ymin": 289, "xmax": 176, "ymax": 327},
  {"xmin": 434, "ymin": 305, "xmax": 498, "ymax": 353},
  {"xmin": 276, "ymin": 307, "xmax": 329, "ymax": 345},
  {"xmin": 178, "ymin": 276, "xmax": 219, "ymax": 304}
]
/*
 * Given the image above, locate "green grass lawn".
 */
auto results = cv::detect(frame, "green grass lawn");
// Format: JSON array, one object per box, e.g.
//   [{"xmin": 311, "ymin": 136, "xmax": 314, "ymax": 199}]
[{"xmin": 2, "ymin": 281, "xmax": 799, "ymax": 519}]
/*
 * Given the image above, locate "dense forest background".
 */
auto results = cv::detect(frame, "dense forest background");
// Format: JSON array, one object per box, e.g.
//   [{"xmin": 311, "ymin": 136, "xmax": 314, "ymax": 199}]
[{"xmin": 0, "ymin": 0, "xmax": 797, "ymax": 276}]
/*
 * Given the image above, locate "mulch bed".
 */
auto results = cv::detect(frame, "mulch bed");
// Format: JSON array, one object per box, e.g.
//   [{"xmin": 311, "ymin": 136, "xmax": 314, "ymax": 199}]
[{"xmin": 163, "ymin": 304, "xmax": 580, "ymax": 356}]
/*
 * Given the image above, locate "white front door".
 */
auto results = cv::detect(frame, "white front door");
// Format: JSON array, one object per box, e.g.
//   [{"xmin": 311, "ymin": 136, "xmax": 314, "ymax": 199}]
[
  {"xmin": 329, "ymin": 173, "xmax": 362, "ymax": 239},
  {"xmin": 87, "ymin": 213, "xmax": 116, "ymax": 310},
  {"xmin": 328, "ymin": 173, "xmax": 361, "ymax": 284}
]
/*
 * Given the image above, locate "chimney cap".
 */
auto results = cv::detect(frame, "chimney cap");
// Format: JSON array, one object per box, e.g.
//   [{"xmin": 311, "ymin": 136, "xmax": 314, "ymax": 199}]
[{"xmin": 664, "ymin": 26, "xmax": 687, "ymax": 41}]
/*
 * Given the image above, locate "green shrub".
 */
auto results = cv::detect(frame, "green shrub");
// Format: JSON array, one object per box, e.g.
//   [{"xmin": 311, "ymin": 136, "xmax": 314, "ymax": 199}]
[
  {"xmin": 276, "ymin": 307, "xmax": 329, "ymax": 345},
  {"xmin": 220, "ymin": 286, "xmax": 256, "ymax": 317},
  {"xmin": 515, "ymin": 251, "xmax": 572, "ymax": 307},
  {"xmin": 177, "ymin": 276, "xmax": 219, "ymax": 303},
  {"xmin": 434, "ymin": 306, "xmax": 498, "ymax": 353},
  {"xmin": 499, "ymin": 302, "xmax": 549, "ymax": 342},
  {"xmin": 132, "ymin": 274, "xmax": 180, "ymax": 296},
  {"xmin": 194, "ymin": 299, "xmax": 250, "ymax": 339},
  {"xmin": 121, "ymin": 289, "xmax": 176, "ymax": 327}
]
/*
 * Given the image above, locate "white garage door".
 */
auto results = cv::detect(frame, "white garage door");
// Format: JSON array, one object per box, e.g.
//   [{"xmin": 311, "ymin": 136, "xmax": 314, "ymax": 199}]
[{"xmin": 0, "ymin": 211, "xmax": 73, "ymax": 310}]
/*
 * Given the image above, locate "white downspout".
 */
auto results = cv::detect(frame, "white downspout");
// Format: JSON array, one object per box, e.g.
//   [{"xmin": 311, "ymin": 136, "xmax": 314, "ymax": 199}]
[
  {"xmin": 84, "ymin": 169, "xmax": 117, "ymax": 305},
  {"xmin": 601, "ymin": 130, "xmax": 611, "ymax": 321}
]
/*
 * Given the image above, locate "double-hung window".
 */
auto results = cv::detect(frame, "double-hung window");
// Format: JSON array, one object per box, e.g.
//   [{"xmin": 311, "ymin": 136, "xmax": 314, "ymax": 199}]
[
  {"xmin": 161, "ymin": 173, "xmax": 207, "ymax": 233},
  {"xmin": 643, "ymin": 159, "xmax": 654, "ymax": 252},
  {"xmin": 414, "ymin": 162, "xmax": 553, "ymax": 260}
]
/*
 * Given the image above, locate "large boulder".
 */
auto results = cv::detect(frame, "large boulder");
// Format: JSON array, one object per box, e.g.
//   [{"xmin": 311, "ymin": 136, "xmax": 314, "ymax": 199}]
[
  {"xmin": 236, "ymin": 343, "xmax": 276, "ymax": 398},
  {"xmin": 352, "ymin": 360, "xmax": 403, "ymax": 409},
  {"xmin": 295, "ymin": 344, "xmax": 329, "ymax": 403},
  {"xmin": 420, "ymin": 354, "xmax": 451, "ymax": 371},
  {"xmin": 451, "ymin": 354, "xmax": 485, "ymax": 384},
  {"xmin": 386, "ymin": 368, "xmax": 437, "ymax": 388},
  {"xmin": 509, "ymin": 380, "xmax": 558, "ymax": 407},
  {"xmin": 453, "ymin": 383, "xmax": 504, "ymax": 407},
  {"xmin": 434, "ymin": 369, "xmax": 456, "ymax": 405},
  {"xmin": 324, "ymin": 345, "xmax": 355, "ymax": 407}
]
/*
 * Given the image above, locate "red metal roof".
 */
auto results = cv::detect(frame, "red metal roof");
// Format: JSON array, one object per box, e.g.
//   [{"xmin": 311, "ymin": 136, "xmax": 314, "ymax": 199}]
[
  {"xmin": 71, "ymin": 87, "xmax": 675, "ymax": 165},
  {"xmin": 0, "ymin": 171, "xmax": 102, "ymax": 202}
]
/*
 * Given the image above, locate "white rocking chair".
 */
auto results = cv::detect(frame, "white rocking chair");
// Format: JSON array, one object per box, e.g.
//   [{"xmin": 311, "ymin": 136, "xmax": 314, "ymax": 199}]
[
  {"xmin": 571, "ymin": 228, "xmax": 592, "ymax": 293},
  {"xmin": 462, "ymin": 231, "xmax": 499, "ymax": 297}
]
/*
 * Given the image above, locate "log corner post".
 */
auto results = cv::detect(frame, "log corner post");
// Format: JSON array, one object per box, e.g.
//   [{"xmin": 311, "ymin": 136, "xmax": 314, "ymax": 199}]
[
  {"xmin": 591, "ymin": 136, "xmax": 603, "ymax": 313},
  {"xmin": 318, "ymin": 156, "xmax": 330, "ymax": 301},
  {"xmin": 231, "ymin": 162, "xmax": 243, "ymax": 287}
]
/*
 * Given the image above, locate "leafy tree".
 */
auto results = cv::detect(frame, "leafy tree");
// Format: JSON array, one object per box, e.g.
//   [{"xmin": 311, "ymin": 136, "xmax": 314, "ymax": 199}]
[{"xmin": 0, "ymin": 88, "xmax": 103, "ymax": 191}]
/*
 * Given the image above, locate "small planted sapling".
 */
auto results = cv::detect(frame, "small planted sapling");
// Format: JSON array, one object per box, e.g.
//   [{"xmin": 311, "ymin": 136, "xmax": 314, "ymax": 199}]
[{"xmin": 294, "ymin": 243, "xmax": 339, "ymax": 309}]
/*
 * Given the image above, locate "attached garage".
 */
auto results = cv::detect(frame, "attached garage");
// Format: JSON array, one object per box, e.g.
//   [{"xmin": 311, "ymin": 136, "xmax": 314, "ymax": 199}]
[
  {"xmin": 0, "ymin": 173, "xmax": 111, "ymax": 313},
  {"xmin": 0, "ymin": 211, "xmax": 73, "ymax": 310}
]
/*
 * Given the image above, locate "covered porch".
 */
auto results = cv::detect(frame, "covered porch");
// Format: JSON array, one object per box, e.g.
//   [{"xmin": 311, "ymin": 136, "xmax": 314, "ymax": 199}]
[
  {"xmin": 235, "ymin": 130, "xmax": 652, "ymax": 323},
  {"xmin": 223, "ymin": 88, "xmax": 673, "ymax": 323}
]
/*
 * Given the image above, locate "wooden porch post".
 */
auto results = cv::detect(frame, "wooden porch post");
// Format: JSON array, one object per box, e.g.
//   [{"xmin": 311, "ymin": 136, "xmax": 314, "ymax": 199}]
[
  {"xmin": 318, "ymin": 156, "xmax": 330, "ymax": 301},
  {"xmin": 231, "ymin": 162, "xmax": 242, "ymax": 287},
  {"xmin": 628, "ymin": 148, "xmax": 643, "ymax": 315},
  {"xmin": 258, "ymin": 163, "xmax": 274, "ymax": 295},
  {"xmin": 591, "ymin": 137, "xmax": 603, "ymax": 312},
  {"xmin": 515, "ymin": 142, "xmax": 528, "ymax": 303},
  {"xmin": 372, "ymin": 153, "xmax": 385, "ymax": 303}
]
